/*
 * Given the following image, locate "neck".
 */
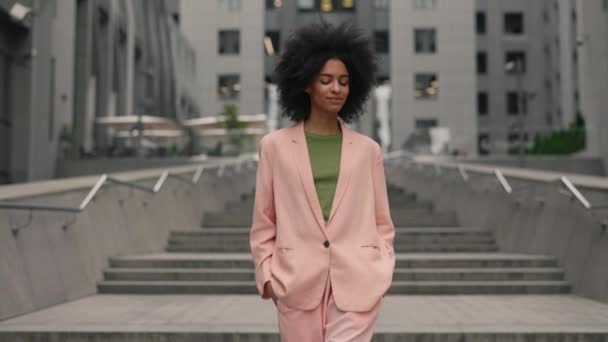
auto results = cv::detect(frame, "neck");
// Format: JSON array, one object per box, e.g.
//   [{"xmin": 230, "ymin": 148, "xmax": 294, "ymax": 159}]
[{"xmin": 304, "ymin": 109, "xmax": 341, "ymax": 135}]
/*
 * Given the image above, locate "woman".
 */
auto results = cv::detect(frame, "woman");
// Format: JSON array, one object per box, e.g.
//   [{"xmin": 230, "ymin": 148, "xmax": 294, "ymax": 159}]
[{"xmin": 250, "ymin": 22, "xmax": 396, "ymax": 341}]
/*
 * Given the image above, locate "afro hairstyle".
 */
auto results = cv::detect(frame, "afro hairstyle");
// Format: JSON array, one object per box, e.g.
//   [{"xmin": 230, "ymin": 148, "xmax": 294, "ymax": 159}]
[{"xmin": 274, "ymin": 22, "xmax": 377, "ymax": 123}]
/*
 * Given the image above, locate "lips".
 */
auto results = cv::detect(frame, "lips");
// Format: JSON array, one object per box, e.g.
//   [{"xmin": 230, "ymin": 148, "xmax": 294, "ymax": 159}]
[{"xmin": 327, "ymin": 97, "xmax": 344, "ymax": 102}]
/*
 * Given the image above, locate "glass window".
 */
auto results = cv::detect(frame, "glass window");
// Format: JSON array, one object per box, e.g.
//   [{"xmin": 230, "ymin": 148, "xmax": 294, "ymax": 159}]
[
  {"xmin": 504, "ymin": 12, "xmax": 524, "ymax": 34},
  {"xmin": 477, "ymin": 52, "xmax": 487, "ymax": 74},
  {"xmin": 414, "ymin": 28, "xmax": 436, "ymax": 54},
  {"xmin": 375, "ymin": 31, "xmax": 389, "ymax": 53},
  {"xmin": 478, "ymin": 133, "xmax": 490, "ymax": 155},
  {"xmin": 298, "ymin": 0, "xmax": 355, "ymax": 11},
  {"xmin": 505, "ymin": 51, "xmax": 526, "ymax": 73},
  {"xmin": 218, "ymin": 74, "xmax": 241, "ymax": 100},
  {"xmin": 415, "ymin": 118, "xmax": 438, "ymax": 129},
  {"xmin": 414, "ymin": 73, "xmax": 439, "ymax": 100},
  {"xmin": 478, "ymin": 92, "xmax": 488, "ymax": 116},
  {"xmin": 374, "ymin": 0, "xmax": 389, "ymax": 10},
  {"xmin": 265, "ymin": 31, "xmax": 280, "ymax": 56},
  {"xmin": 476, "ymin": 12, "xmax": 486, "ymax": 34},
  {"xmin": 297, "ymin": 0, "xmax": 315, "ymax": 10},
  {"xmin": 218, "ymin": 0, "xmax": 241, "ymax": 11},
  {"xmin": 218, "ymin": 30, "xmax": 240, "ymax": 55},
  {"xmin": 413, "ymin": 0, "xmax": 437, "ymax": 10},
  {"xmin": 266, "ymin": 0, "xmax": 283, "ymax": 9},
  {"xmin": 507, "ymin": 92, "xmax": 527, "ymax": 115}
]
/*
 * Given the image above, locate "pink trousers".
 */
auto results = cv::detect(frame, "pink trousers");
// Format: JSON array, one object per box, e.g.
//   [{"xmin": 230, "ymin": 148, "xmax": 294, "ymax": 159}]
[{"xmin": 275, "ymin": 272, "xmax": 382, "ymax": 341}]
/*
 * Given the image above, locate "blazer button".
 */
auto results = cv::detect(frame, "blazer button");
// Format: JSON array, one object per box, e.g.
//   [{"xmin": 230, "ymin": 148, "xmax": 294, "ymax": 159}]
[{"xmin": 323, "ymin": 240, "xmax": 330, "ymax": 248}]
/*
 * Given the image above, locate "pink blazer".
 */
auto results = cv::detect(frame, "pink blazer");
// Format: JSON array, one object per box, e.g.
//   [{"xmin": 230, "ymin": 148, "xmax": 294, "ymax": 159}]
[{"xmin": 249, "ymin": 119, "xmax": 396, "ymax": 312}]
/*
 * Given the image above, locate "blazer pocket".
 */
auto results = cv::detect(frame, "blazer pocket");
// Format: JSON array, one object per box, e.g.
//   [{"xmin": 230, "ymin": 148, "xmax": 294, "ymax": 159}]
[
  {"xmin": 276, "ymin": 247, "xmax": 295, "ymax": 255},
  {"xmin": 360, "ymin": 244, "xmax": 381, "ymax": 253}
]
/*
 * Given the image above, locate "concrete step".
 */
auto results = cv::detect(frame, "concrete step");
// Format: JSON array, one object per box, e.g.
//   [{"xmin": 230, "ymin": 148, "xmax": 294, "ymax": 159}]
[
  {"xmin": 388, "ymin": 280, "xmax": 571, "ymax": 295},
  {"xmin": 102, "ymin": 267, "xmax": 565, "ymax": 282},
  {"xmin": 201, "ymin": 211, "xmax": 459, "ymax": 227},
  {"xmin": 5, "ymin": 295, "xmax": 608, "ymax": 342},
  {"xmin": 108, "ymin": 253, "xmax": 559, "ymax": 269},
  {"xmin": 103, "ymin": 268, "xmax": 255, "ymax": 281},
  {"xmin": 168, "ymin": 236, "xmax": 497, "ymax": 246},
  {"xmin": 221, "ymin": 200, "xmax": 435, "ymax": 217},
  {"xmin": 165, "ymin": 243, "xmax": 499, "ymax": 253},
  {"xmin": 172, "ymin": 227, "xmax": 486, "ymax": 237},
  {"xmin": 97, "ymin": 279, "xmax": 570, "ymax": 295}
]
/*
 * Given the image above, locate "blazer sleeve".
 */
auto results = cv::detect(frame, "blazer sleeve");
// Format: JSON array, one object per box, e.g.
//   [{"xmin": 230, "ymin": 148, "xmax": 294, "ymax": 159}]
[
  {"xmin": 249, "ymin": 136, "xmax": 277, "ymax": 299},
  {"xmin": 372, "ymin": 143, "xmax": 395, "ymax": 255}
]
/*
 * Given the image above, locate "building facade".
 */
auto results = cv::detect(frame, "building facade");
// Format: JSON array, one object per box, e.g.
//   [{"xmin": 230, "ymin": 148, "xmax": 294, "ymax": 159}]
[
  {"xmin": 0, "ymin": 0, "xmax": 200, "ymax": 184},
  {"xmin": 475, "ymin": 0, "xmax": 580, "ymax": 155},
  {"xmin": 392, "ymin": 0, "xmax": 478, "ymax": 156},
  {"xmin": 0, "ymin": 0, "xmax": 76, "ymax": 183},
  {"xmin": 180, "ymin": 0, "xmax": 265, "ymax": 118},
  {"xmin": 576, "ymin": 0, "xmax": 608, "ymax": 167}
]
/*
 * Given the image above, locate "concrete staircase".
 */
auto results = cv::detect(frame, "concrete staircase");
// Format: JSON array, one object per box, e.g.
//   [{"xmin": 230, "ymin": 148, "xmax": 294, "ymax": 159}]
[{"xmin": 98, "ymin": 186, "xmax": 571, "ymax": 295}]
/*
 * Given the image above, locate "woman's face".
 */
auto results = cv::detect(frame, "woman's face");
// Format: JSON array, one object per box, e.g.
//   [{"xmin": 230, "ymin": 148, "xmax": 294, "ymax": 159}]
[{"xmin": 306, "ymin": 58, "xmax": 350, "ymax": 115}]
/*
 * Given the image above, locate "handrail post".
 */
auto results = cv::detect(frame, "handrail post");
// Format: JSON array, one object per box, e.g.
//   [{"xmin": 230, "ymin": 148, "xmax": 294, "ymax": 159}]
[
  {"xmin": 78, "ymin": 174, "xmax": 108, "ymax": 210},
  {"xmin": 458, "ymin": 164, "xmax": 469, "ymax": 182},
  {"xmin": 494, "ymin": 169, "xmax": 513, "ymax": 194},
  {"xmin": 560, "ymin": 176, "xmax": 591, "ymax": 209}
]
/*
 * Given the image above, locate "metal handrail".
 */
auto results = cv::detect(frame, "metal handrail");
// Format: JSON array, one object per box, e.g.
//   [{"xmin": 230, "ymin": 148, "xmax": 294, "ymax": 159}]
[
  {"xmin": 391, "ymin": 152, "xmax": 607, "ymax": 229},
  {"xmin": 0, "ymin": 175, "xmax": 108, "ymax": 213},
  {"xmin": 0, "ymin": 157, "xmax": 257, "ymax": 234}
]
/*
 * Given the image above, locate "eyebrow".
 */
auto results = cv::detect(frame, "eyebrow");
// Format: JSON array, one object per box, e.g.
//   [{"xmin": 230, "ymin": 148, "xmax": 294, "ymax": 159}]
[{"xmin": 319, "ymin": 73, "xmax": 349, "ymax": 78}]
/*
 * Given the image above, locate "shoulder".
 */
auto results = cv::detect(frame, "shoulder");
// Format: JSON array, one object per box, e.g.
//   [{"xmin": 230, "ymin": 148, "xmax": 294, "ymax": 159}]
[
  {"xmin": 346, "ymin": 126, "xmax": 382, "ymax": 157},
  {"xmin": 259, "ymin": 125, "xmax": 293, "ymax": 147}
]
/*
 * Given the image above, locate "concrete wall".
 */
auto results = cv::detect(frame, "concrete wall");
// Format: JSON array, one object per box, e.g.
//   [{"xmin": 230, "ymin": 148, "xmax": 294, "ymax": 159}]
[
  {"xmin": 577, "ymin": 0, "xmax": 608, "ymax": 168},
  {"xmin": 391, "ymin": 0, "xmax": 477, "ymax": 156},
  {"xmin": 0, "ymin": 160, "xmax": 257, "ymax": 321},
  {"xmin": 464, "ymin": 156, "xmax": 605, "ymax": 176},
  {"xmin": 388, "ymin": 158, "xmax": 608, "ymax": 304},
  {"xmin": 181, "ymin": 0, "xmax": 264, "ymax": 116}
]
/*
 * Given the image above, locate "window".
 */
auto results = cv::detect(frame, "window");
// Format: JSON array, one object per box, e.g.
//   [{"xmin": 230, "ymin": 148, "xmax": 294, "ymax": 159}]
[
  {"xmin": 478, "ymin": 92, "xmax": 488, "ymax": 116},
  {"xmin": 218, "ymin": 30, "xmax": 240, "ymax": 55},
  {"xmin": 415, "ymin": 73, "xmax": 438, "ymax": 100},
  {"xmin": 297, "ymin": 0, "xmax": 315, "ymax": 10},
  {"xmin": 266, "ymin": 0, "xmax": 283, "ymax": 9},
  {"xmin": 218, "ymin": 74, "xmax": 241, "ymax": 100},
  {"xmin": 375, "ymin": 31, "xmax": 389, "ymax": 53},
  {"xmin": 505, "ymin": 51, "xmax": 526, "ymax": 73},
  {"xmin": 477, "ymin": 52, "xmax": 487, "ymax": 74},
  {"xmin": 414, "ymin": 29, "xmax": 436, "ymax": 53},
  {"xmin": 476, "ymin": 12, "xmax": 486, "ymax": 34},
  {"xmin": 504, "ymin": 12, "xmax": 524, "ymax": 34},
  {"xmin": 478, "ymin": 133, "xmax": 490, "ymax": 155},
  {"xmin": 49, "ymin": 57, "xmax": 56, "ymax": 141},
  {"xmin": 298, "ymin": 0, "xmax": 355, "ymax": 11},
  {"xmin": 507, "ymin": 92, "xmax": 527, "ymax": 115},
  {"xmin": 413, "ymin": 0, "xmax": 437, "ymax": 10},
  {"xmin": 374, "ymin": 0, "xmax": 389, "ymax": 10},
  {"xmin": 415, "ymin": 118, "xmax": 438, "ymax": 129},
  {"xmin": 265, "ymin": 31, "xmax": 280, "ymax": 56},
  {"xmin": 218, "ymin": 0, "xmax": 241, "ymax": 11},
  {"xmin": 507, "ymin": 132, "xmax": 526, "ymax": 155}
]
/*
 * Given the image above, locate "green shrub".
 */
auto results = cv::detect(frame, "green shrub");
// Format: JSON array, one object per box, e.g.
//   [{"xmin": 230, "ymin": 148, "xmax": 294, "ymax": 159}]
[{"xmin": 528, "ymin": 112, "xmax": 586, "ymax": 155}]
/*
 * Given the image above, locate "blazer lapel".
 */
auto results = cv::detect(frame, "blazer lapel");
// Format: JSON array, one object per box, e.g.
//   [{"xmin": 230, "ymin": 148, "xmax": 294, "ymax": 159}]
[
  {"xmin": 328, "ymin": 120, "xmax": 354, "ymax": 225},
  {"xmin": 289, "ymin": 120, "xmax": 355, "ymax": 231}
]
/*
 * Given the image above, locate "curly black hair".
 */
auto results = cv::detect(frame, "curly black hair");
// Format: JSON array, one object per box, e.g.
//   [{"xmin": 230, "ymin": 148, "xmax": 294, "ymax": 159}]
[{"xmin": 274, "ymin": 22, "xmax": 377, "ymax": 123}]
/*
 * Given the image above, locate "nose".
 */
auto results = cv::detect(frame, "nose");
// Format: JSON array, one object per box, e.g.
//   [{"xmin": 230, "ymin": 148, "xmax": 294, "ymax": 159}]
[{"xmin": 331, "ymin": 81, "xmax": 340, "ymax": 93}]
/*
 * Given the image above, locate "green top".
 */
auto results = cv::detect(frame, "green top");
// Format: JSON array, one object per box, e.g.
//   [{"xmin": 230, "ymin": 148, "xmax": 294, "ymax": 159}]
[{"xmin": 304, "ymin": 130, "xmax": 342, "ymax": 223}]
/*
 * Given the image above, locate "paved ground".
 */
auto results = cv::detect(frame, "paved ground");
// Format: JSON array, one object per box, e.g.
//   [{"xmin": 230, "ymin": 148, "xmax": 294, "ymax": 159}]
[{"xmin": 2, "ymin": 294, "xmax": 608, "ymax": 334}]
